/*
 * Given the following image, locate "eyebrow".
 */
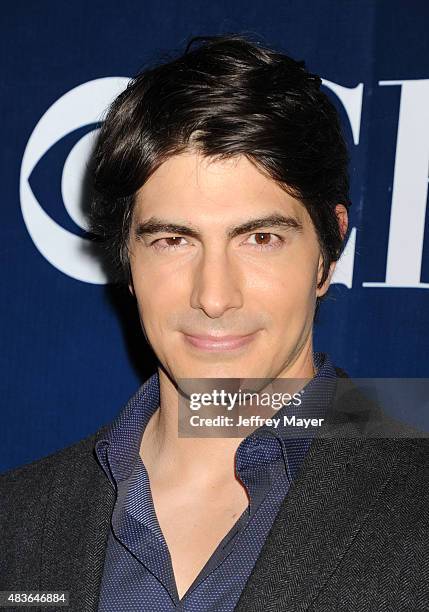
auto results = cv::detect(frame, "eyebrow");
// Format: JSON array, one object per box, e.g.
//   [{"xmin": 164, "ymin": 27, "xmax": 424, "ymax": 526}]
[{"xmin": 134, "ymin": 213, "xmax": 303, "ymax": 241}]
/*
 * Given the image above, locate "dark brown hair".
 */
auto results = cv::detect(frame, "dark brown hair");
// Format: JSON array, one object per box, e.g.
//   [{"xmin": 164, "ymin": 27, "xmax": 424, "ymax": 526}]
[{"xmin": 89, "ymin": 33, "xmax": 351, "ymax": 298}]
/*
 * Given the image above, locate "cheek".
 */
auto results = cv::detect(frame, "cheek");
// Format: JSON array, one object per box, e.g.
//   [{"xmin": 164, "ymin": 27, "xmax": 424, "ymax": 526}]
[
  {"xmin": 130, "ymin": 273, "xmax": 165, "ymax": 332},
  {"xmin": 258, "ymin": 259, "xmax": 318, "ymax": 326},
  {"xmin": 255, "ymin": 254, "xmax": 318, "ymax": 297},
  {"xmin": 130, "ymin": 249, "xmax": 191, "ymax": 292}
]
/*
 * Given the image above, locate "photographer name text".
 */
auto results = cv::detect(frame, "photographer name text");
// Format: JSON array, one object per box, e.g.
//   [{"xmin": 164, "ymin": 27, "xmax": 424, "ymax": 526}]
[{"xmin": 188, "ymin": 415, "xmax": 324, "ymax": 428}]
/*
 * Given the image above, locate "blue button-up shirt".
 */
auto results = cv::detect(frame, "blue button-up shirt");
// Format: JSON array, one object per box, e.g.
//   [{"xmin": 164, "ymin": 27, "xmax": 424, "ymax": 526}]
[{"xmin": 95, "ymin": 352, "xmax": 337, "ymax": 611}]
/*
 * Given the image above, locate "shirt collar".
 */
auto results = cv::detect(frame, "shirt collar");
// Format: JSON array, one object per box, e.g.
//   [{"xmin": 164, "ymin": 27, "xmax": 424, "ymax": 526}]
[
  {"xmin": 95, "ymin": 371, "xmax": 160, "ymax": 484},
  {"xmin": 236, "ymin": 351, "xmax": 338, "ymax": 482}
]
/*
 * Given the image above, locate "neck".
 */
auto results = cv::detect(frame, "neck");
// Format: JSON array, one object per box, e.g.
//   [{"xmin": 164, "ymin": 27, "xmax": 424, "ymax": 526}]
[{"xmin": 139, "ymin": 343, "xmax": 317, "ymax": 487}]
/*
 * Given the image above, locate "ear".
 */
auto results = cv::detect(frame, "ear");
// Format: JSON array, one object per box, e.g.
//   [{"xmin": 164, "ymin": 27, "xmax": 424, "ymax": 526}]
[
  {"xmin": 316, "ymin": 255, "xmax": 335, "ymax": 298},
  {"xmin": 335, "ymin": 203, "xmax": 349, "ymax": 241},
  {"xmin": 128, "ymin": 274, "xmax": 135, "ymax": 297},
  {"xmin": 316, "ymin": 204, "xmax": 349, "ymax": 297}
]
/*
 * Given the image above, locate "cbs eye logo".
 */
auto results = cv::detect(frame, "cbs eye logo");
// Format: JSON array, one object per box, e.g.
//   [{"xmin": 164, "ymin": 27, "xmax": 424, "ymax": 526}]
[{"xmin": 19, "ymin": 77, "xmax": 129, "ymax": 284}]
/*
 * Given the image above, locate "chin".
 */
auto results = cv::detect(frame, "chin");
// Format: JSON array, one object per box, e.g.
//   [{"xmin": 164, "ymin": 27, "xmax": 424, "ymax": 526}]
[{"xmin": 179, "ymin": 359, "xmax": 260, "ymax": 381}]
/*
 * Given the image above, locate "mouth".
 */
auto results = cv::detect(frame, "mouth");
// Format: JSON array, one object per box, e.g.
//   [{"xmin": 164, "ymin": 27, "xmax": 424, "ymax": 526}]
[{"xmin": 182, "ymin": 331, "xmax": 259, "ymax": 352}]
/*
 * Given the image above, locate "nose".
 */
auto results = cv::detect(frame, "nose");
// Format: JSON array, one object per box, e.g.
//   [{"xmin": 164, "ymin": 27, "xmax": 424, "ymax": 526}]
[{"xmin": 190, "ymin": 249, "xmax": 243, "ymax": 318}]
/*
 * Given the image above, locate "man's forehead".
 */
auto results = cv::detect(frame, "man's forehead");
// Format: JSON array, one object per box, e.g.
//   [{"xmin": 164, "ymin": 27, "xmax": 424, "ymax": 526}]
[{"xmin": 133, "ymin": 152, "xmax": 307, "ymax": 223}]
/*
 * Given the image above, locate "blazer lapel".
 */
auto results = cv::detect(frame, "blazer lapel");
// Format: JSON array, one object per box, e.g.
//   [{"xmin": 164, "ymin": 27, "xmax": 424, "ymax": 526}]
[
  {"xmin": 39, "ymin": 425, "xmax": 115, "ymax": 612},
  {"xmin": 234, "ymin": 378, "xmax": 407, "ymax": 612}
]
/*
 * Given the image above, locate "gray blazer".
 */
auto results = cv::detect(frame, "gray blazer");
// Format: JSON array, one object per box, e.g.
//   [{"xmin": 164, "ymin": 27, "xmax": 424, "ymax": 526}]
[{"xmin": 1, "ymin": 372, "xmax": 428, "ymax": 612}]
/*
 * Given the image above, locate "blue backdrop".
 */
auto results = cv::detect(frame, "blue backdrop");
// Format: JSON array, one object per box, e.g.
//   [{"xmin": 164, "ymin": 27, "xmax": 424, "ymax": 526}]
[{"xmin": 1, "ymin": 0, "xmax": 428, "ymax": 472}]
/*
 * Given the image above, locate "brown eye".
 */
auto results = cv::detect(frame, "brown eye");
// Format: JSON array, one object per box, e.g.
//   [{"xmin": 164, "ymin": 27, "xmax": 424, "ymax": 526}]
[
  {"xmin": 164, "ymin": 237, "xmax": 183, "ymax": 246},
  {"xmin": 246, "ymin": 233, "xmax": 284, "ymax": 249},
  {"xmin": 151, "ymin": 236, "xmax": 187, "ymax": 251},
  {"xmin": 254, "ymin": 233, "xmax": 271, "ymax": 244}
]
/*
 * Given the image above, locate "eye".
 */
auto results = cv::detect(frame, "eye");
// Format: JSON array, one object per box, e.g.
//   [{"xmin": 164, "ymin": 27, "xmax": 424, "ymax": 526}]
[
  {"xmin": 245, "ymin": 232, "xmax": 284, "ymax": 250},
  {"xmin": 148, "ymin": 232, "xmax": 285, "ymax": 252},
  {"xmin": 150, "ymin": 236, "xmax": 189, "ymax": 251}
]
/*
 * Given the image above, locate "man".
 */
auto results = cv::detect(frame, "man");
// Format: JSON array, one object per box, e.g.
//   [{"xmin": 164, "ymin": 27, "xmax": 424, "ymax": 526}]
[{"xmin": 1, "ymin": 34, "xmax": 428, "ymax": 612}]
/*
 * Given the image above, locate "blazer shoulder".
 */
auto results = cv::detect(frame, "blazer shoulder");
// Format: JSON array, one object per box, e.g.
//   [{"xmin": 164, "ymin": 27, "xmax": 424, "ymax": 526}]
[
  {"xmin": 0, "ymin": 423, "xmax": 110, "ymax": 500},
  {"xmin": 334, "ymin": 365, "xmax": 350, "ymax": 378},
  {"xmin": 0, "ymin": 424, "xmax": 112, "ymax": 590},
  {"xmin": 330, "ymin": 367, "xmax": 429, "ymax": 469}
]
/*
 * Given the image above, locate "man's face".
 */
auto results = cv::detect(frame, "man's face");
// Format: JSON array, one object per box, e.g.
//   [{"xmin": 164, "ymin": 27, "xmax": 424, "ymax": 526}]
[{"xmin": 128, "ymin": 152, "xmax": 336, "ymax": 381}]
